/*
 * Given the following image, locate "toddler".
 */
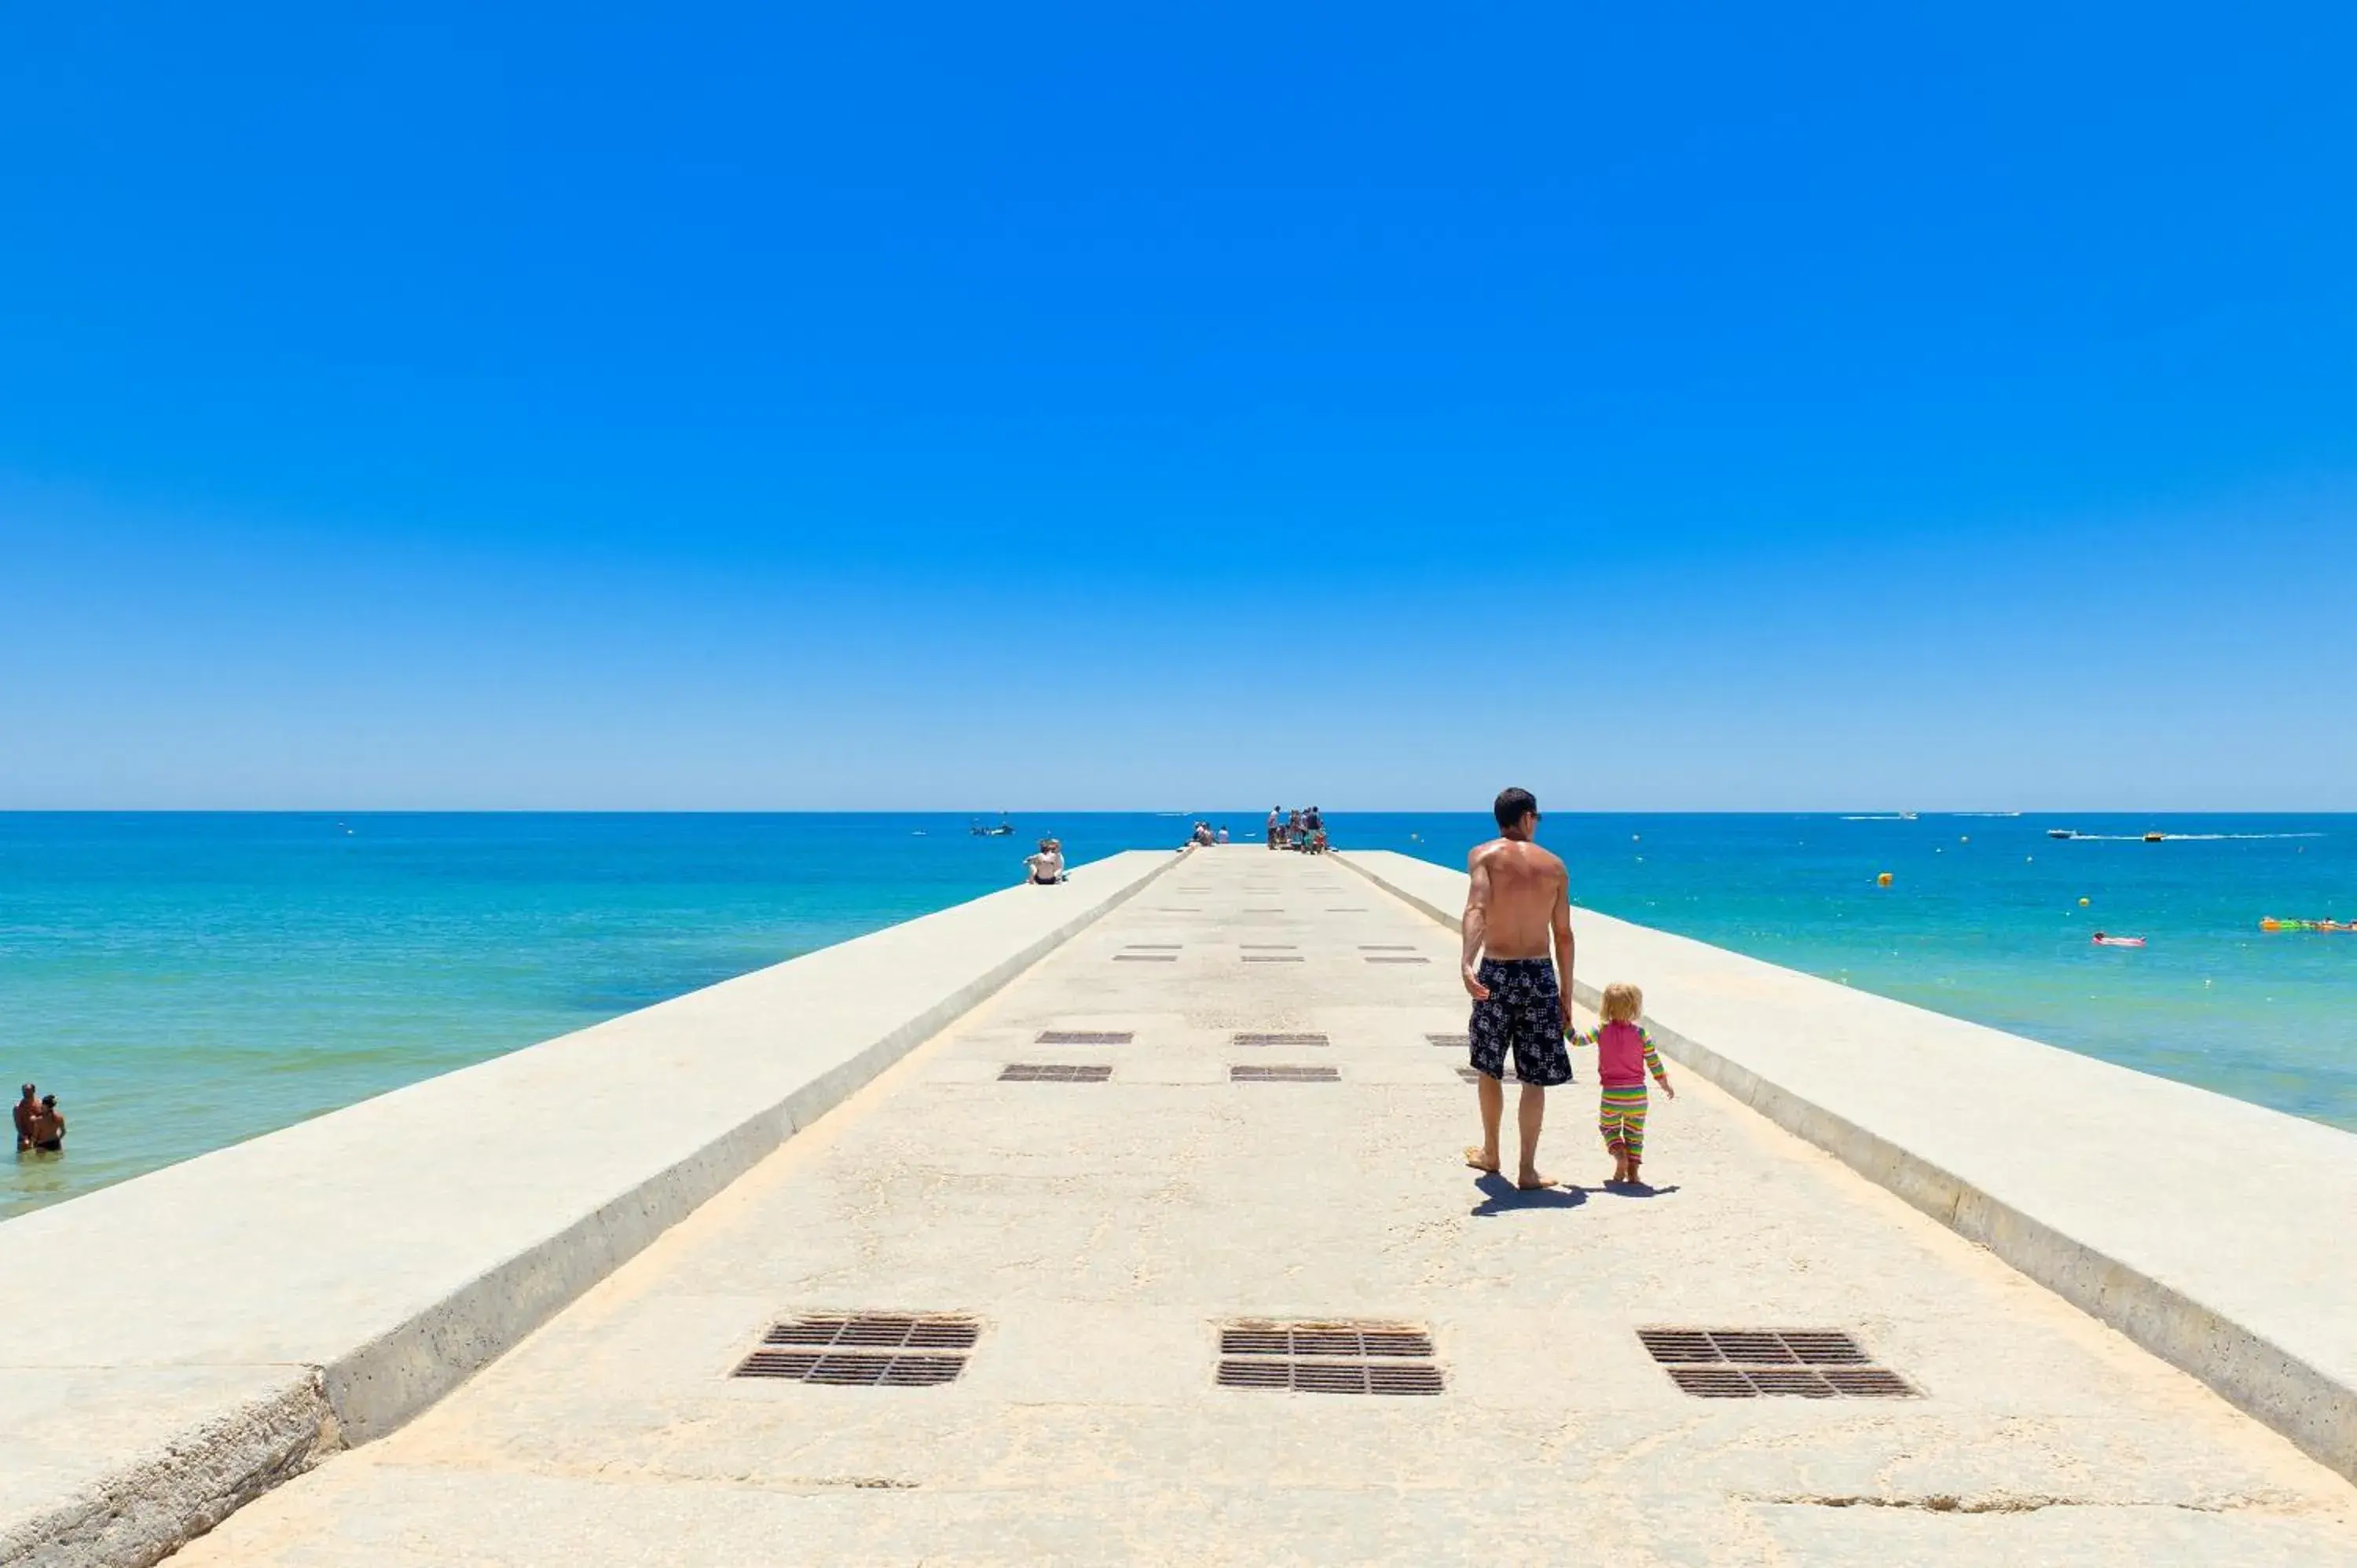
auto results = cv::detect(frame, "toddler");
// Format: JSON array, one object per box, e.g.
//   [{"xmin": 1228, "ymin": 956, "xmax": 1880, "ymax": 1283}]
[{"xmin": 1582, "ymin": 983, "xmax": 1673, "ymax": 1186}]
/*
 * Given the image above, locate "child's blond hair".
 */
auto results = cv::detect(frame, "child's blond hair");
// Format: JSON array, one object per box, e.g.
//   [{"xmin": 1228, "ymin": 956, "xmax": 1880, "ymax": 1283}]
[{"xmin": 1600, "ymin": 982, "xmax": 1644, "ymax": 1024}]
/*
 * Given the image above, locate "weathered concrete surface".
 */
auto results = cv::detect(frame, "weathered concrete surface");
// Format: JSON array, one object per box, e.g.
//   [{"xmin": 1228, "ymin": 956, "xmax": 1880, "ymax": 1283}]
[
  {"xmin": 1340, "ymin": 848, "xmax": 2357, "ymax": 1487},
  {"xmin": 170, "ymin": 849, "xmax": 2357, "ymax": 1566},
  {"xmin": 0, "ymin": 851, "xmax": 1174, "ymax": 1568}
]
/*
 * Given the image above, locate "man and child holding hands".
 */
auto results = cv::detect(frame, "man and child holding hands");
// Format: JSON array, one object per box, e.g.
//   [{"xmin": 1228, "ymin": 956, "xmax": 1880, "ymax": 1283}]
[{"xmin": 1461, "ymin": 788, "xmax": 1673, "ymax": 1191}]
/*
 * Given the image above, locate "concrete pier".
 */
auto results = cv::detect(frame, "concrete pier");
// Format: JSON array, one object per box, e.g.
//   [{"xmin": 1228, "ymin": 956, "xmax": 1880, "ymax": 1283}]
[{"xmin": 86, "ymin": 848, "xmax": 2357, "ymax": 1565}]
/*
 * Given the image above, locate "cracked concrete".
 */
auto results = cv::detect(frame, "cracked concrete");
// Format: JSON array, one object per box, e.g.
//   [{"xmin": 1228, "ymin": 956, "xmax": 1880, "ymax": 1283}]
[{"xmin": 168, "ymin": 849, "xmax": 2357, "ymax": 1566}]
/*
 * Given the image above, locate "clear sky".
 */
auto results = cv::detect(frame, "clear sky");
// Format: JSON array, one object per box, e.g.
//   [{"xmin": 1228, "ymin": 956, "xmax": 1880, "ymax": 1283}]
[{"xmin": 4, "ymin": 3, "xmax": 2352, "ymax": 811}]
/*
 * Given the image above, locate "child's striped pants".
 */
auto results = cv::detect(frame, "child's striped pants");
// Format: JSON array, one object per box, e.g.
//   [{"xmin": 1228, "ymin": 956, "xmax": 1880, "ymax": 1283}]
[{"xmin": 1599, "ymin": 1084, "xmax": 1649, "ymax": 1159}]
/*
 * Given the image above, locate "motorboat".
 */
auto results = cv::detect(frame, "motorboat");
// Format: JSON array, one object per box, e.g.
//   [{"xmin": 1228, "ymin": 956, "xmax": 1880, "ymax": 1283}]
[{"xmin": 2047, "ymin": 828, "xmax": 2076, "ymax": 840}]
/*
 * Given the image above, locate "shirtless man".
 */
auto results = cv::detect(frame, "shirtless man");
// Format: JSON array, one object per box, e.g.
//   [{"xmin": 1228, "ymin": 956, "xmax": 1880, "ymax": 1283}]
[
  {"xmin": 13, "ymin": 1084, "xmax": 36, "ymax": 1153},
  {"xmin": 1461, "ymin": 787, "xmax": 1575, "ymax": 1189}
]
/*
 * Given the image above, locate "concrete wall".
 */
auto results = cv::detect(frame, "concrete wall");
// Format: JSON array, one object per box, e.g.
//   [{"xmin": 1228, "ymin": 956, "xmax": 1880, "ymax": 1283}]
[
  {"xmin": 1338, "ymin": 848, "xmax": 2357, "ymax": 1484},
  {"xmin": 0, "ymin": 850, "xmax": 1178, "ymax": 1568}
]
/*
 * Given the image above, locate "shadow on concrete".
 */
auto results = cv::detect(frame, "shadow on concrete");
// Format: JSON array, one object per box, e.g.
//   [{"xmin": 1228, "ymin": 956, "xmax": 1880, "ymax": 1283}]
[
  {"xmin": 1596, "ymin": 1180, "xmax": 1681, "ymax": 1199},
  {"xmin": 1469, "ymin": 1174, "xmax": 1588, "ymax": 1215}
]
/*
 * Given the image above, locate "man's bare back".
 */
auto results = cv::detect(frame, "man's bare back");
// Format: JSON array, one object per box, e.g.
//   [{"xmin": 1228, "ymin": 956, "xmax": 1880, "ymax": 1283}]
[{"xmin": 1464, "ymin": 837, "xmax": 1568, "ymax": 963}]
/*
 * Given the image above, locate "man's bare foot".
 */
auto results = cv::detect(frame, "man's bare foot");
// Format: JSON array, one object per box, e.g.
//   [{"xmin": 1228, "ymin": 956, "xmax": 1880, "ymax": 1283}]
[
  {"xmin": 1516, "ymin": 1168, "xmax": 1555, "ymax": 1190},
  {"xmin": 1607, "ymin": 1162, "xmax": 1627, "ymax": 1185},
  {"xmin": 1464, "ymin": 1146, "xmax": 1500, "ymax": 1174},
  {"xmin": 1625, "ymin": 1162, "xmax": 1642, "ymax": 1186}
]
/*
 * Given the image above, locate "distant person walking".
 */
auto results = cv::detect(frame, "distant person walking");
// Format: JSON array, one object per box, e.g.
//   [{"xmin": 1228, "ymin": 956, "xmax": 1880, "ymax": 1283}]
[
  {"xmin": 13, "ymin": 1084, "xmax": 37, "ymax": 1153},
  {"xmin": 1266, "ymin": 807, "xmax": 1283, "ymax": 849},
  {"xmin": 1461, "ymin": 787, "xmax": 1576, "ymax": 1189}
]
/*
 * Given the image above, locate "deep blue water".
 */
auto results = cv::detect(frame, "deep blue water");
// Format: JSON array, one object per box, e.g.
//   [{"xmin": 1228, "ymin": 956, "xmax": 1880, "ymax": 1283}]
[{"xmin": 3, "ymin": 811, "xmax": 2349, "ymax": 1218}]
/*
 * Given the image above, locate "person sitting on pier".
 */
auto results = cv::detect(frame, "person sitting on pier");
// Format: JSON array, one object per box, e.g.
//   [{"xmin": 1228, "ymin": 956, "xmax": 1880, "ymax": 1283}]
[
  {"xmin": 13, "ymin": 1084, "xmax": 37, "ymax": 1153},
  {"xmin": 1024, "ymin": 838, "xmax": 1066, "ymax": 885}
]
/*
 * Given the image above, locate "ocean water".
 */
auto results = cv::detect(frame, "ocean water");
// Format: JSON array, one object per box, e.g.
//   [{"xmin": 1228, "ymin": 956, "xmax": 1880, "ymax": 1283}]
[{"xmin": 3, "ymin": 811, "xmax": 2351, "ymax": 1219}]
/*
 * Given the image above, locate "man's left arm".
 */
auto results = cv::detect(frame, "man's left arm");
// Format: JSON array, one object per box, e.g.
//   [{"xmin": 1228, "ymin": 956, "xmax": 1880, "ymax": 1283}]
[{"xmin": 1552, "ymin": 874, "xmax": 1576, "ymax": 1031}]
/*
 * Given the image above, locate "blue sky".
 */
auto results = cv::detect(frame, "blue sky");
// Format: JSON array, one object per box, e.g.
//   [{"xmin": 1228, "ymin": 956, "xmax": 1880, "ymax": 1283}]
[{"xmin": 4, "ymin": 2, "xmax": 2352, "ymax": 810}]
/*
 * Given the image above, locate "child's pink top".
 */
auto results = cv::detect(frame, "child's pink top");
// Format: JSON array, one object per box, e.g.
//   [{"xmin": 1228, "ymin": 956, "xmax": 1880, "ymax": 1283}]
[{"xmin": 1593, "ymin": 1020, "xmax": 1666, "ymax": 1088}]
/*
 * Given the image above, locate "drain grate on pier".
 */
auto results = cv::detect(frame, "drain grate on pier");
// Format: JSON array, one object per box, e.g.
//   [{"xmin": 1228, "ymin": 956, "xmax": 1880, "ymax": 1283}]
[
  {"xmin": 1457, "ymin": 1064, "xmax": 1519, "ymax": 1085},
  {"xmin": 1037, "ymin": 1030, "xmax": 1134, "ymax": 1045},
  {"xmin": 735, "ymin": 1313, "xmax": 981, "ymax": 1386},
  {"xmin": 999, "ymin": 1063, "xmax": 1114, "ymax": 1083},
  {"xmin": 1428, "ymin": 1032, "xmax": 1470, "ymax": 1050},
  {"xmin": 1217, "ymin": 1320, "xmax": 1443, "ymax": 1396},
  {"xmin": 1113, "ymin": 954, "xmax": 1178, "ymax": 962},
  {"xmin": 1364, "ymin": 955, "xmax": 1430, "ymax": 965},
  {"xmin": 1125, "ymin": 943, "xmax": 1182, "ymax": 951},
  {"xmin": 1243, "ymin": 955, "xmax": 1304, "ymax": 963},
  {"xmin": 1234, "ymin": 1032, "xmax": 1329, "ymax": 1047},
  {"xmin": 1640, "ymin": 1328, "xmax": 1915, "ymax": 1399},
  {"xmin": 1231, "ymin": 1065, "xmax": 1340, "ymax": 1083},
  {"xmin": 1239, "ymin": 943, "xmax": 1297, "ymax": 950}
]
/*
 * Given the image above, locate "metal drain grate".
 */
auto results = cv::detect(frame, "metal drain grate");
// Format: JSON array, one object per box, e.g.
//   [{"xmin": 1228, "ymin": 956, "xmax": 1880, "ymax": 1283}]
[
  {"xmin": 1217, "ymin": 1321, "xmax": 1444, "ymax": 1396},
  {"xmin": 1365, "ymin": 955, "xmax": 1430, "ymax": 964},
  {"xmin": 1640, "ymin": 1328, "xmax": 1915, "ymax": 1398},
  {"xmin": 1036, "ymin": 1030, "xmax": 1133, "ymax": 1045},
  {"xmin": 1239, "ymin": 943, "xmax": 1297, "ymax": 950},
  {"xmin": 1325, "ymin": 907, "xmax": 1367, "ymax": 912},
  {"xmin": 1231, "ymin": 1065, "xmax": 1340, "ymax": 1083},
  {"xmin": 1457, "ymin": 1064, "xmax": 1520, "ymax": 1085},
  {"xmin": 1155, "ymin": 907, "xmax": 1202, "ymax": 912},
  {"xmin": 999, "ymin": 1063, "xmax": 1114, "ymax": 1083},
  {"xmin": 1244, "ymin": 908, "xmax": 1284, "ymax": 914},
  {"xmin": 1234, "ymin": 1032, "xmax": 1329, "ymax": 1047},
  {"xmin": 1222, "ymin": 1324, "xmax": 1434, "ymax": 1357},
  {"xmin": 1243, "ymin": 955, "xmax": 1304, "ymax": 963},
  {"xmin": 735, "ymin": 1313, "xmax": 981, "ymax": 1386},
  {"xmin": 1113, "ymin": 954, "xmax": 1177, "ymax": 962},
  {"xmin": 1360, "ymin": 943, "xmax": 1417, "ymax": 951},
  {"xmin": 1124, "ymin": 943, "xmax": 1182, "ymax": 951},
  {"xmin": 1428, "ymin": 1032, "xmax": 1470, "ymax": 1050}
]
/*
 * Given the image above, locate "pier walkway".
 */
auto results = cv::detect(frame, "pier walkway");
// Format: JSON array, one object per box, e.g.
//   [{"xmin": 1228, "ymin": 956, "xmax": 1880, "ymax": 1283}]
[{"xmin": 170, "ymin": 849, "xmax": 2357, "ymax": 1566}]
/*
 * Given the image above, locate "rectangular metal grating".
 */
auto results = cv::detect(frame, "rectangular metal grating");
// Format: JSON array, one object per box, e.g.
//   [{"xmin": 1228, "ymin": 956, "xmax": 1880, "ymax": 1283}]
[
  {"xmin": 1640, "ymin": 1328, "xmax": 1915, "ymax": 1398},
  {"xmin": 1124, "ymin": 943, "xmax": 1182, "ymax": 951},
  {"xmin": 1638, "ymin": 1328, "xmax": 1870, "ymax": 1366},
  {"xmin": 1365, "ymin": 955, "xmax": 1430, "ymax": 964},
  {"xmin": 1359, "ymin": 944, "xmax": 1417, "ymax": 951},
  {"xmin": 735, "ymin": 1312, "xmax": 981, "ymax": 1386},
  {"xmin": 1233, "ymin": 1032, "xmax": 1329, "ymax": 1047},
  {"xmin": 1238, "ymin": 943, "xmax": 1297, "ymax": 950},
  {"xmin": 1216, "ymin": 1320, "xmax": 1444, "ymax": 1396},
  {"xmin": 1457, "ymin": 1064, "xmax": 1520, "ymax": 1085},
  {"xmin": 1242, "ymin": 955, "xmax": 1303, "ymax": 962},
  {"xmin": 1428, "ymin": 1032, "xmax": 1470, "ymax": 1050},
  {"xmin": 1036, "ymin": 1030, "xmax": 1133, "ymax": 1045},
  {"xmin": 1230, "ymin": 1064, "xmax": 1340, "ymax": 1083},
  {"xmin": 763, "ymin": 1314, "xmax": 981, "ymax": 1350},
  {"xmin": 1221, "ymin": 1325, "xmax": 1435, "ymax": 1357},
  {"xmin": 999, "ymin": 1063, "xmax": 1114, "ymax": 1083},
  {"xmin": 735, "ymin": 1352, "xmax": 966, "ymax": 1385},
  {"xmin": 1113, "ymin": 953, "xmax": 1177, "ymax": 962}
]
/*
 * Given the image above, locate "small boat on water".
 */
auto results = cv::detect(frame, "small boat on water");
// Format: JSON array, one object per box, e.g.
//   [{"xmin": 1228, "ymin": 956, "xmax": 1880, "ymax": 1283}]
[
  {"xmin": 2143, "ymin": 831, "xmax": 2167, "ymax": 843},
  {"xmin": 2047, "ymin": 828, "xmax": 2077, "ymax": 840},
  {"xmin": 970, "ymin": 815, "xmax": 1016, "ymax": 837}
]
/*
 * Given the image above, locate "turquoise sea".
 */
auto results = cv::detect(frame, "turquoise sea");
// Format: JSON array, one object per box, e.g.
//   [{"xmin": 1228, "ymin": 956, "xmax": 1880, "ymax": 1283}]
[{"xmin": 4, "ymin": 812, "xmax": 2351, "ymax": 1218}]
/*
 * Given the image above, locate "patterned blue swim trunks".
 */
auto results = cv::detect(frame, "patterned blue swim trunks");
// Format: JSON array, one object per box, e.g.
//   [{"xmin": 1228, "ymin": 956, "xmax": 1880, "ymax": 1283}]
[{"xmin": 1468, "ymin": 958, "xmax": 1574, "ymax": 1086}]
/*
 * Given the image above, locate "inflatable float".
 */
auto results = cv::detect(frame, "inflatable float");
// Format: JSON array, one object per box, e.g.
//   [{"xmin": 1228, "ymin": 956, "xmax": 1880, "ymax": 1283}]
[
  {"xmin": 2091, "ymin": 932, "xmax": 2146, "ymax": 947},
  {"xmin": 2260, "ymin": 918, "xmax": 2355, "ymax": 933}
]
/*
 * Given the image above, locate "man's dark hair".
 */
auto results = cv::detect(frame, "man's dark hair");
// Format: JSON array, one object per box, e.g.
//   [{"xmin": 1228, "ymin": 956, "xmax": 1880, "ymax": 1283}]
[{"xmin": 1494, "ymin": 787, "xmax": 1538, "ymax": 830}]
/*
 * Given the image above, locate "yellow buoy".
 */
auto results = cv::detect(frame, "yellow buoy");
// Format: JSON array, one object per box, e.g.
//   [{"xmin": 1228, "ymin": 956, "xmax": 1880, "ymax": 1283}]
[
  {"xmin": 2080, "ymin": 896, "xmax": 2091, "ymax": 907},
  {"xmin": 1877, "ymin": 872, "xmax": 1893, "ymax": 888}
]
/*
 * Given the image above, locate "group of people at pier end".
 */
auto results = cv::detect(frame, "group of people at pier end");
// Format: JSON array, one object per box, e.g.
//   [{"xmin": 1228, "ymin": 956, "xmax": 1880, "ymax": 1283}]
[
  {"xmin": 1265, "ymin": 805, "xmax": 1328, "ymax": 853},
  {"xmin": 1462, "ymin": 786, "xmax": 1674, "ymax": 1192}
]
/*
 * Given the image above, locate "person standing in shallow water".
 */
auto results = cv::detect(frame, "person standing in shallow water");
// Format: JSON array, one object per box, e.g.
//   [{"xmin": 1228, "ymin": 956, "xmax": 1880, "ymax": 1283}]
[
  {"xmin": 13, "ymin": 1084, "xmax": 36, "ymax": 1153},
  {"xmin": 1461, "ymin": 787, "xmax": 1576, "ymax": 1189}
]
